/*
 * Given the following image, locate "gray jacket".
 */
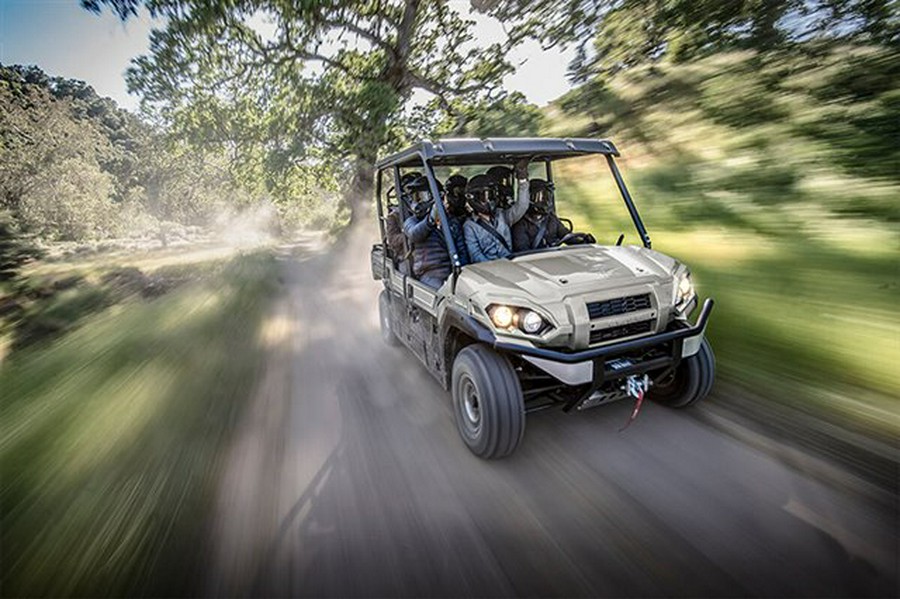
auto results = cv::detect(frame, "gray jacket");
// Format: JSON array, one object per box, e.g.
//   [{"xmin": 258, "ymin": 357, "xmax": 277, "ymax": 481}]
[{"xmin": 464, "ymin": 179, "xmax": 530, "ymax": 263}]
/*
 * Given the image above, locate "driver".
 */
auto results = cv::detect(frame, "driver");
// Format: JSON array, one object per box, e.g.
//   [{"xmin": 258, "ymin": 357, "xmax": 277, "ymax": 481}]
[
  {"xmin": 464, "ymin": 159, "xmax": 530, "ymax": 263},
  {"xmin": 512, "ymin": 179, "xmax": 569, "ymax": 251}
]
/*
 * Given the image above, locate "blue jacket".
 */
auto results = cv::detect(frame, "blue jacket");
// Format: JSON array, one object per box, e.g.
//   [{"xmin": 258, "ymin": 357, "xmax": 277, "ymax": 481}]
[
  {"xmin": 403, "ymin": 215, "xmax": 451, "ymax": 280},
  {"xmin": 464, "ymin": 179, "xmax": 530, "ymax": 263}
]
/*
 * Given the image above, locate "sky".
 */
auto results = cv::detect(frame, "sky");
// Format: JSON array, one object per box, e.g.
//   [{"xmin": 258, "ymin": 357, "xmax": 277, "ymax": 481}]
[{"xmin": 0, "ymin": 0, "xmax": 576, "ymax": 112}]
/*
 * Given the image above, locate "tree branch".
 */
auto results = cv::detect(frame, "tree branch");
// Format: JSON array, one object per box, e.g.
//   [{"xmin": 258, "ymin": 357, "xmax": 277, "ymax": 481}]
[
  {"xmin": 406, "ymin": 71, "xmax": 482, "ymax": 96},
  {"xmin": 319, "ymin": 17, "xmax": 396, "ymax": 55}
]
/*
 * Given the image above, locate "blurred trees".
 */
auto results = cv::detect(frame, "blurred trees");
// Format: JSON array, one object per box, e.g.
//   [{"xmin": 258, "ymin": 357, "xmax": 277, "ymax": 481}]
[
  {"xmin": 83, "ymin": 0, "xmax": 527, "ymax": 222},
  {"xmin": 0, "ymin": 64, "xmax": 239, "ymax": 242},
  {"xmin": 0, "ymin": 211, "xmax": 42, "ymax": 282},
  {"xmin": 485, "ymin": 0, "xmax": 898, "ymax": 79},
  {"xmin": 1, "ymin": 66, "xmax": 117, "ymax": 240},
  {"xmin": 461, "ymin": 92, "xmax": 545, "ymax": 137}
]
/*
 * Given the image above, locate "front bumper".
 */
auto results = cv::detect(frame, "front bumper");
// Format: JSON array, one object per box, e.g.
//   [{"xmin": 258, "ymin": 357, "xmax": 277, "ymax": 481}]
[{"xmin": 504, "ymin": 298, "xmax": 714, "ymax": 386}]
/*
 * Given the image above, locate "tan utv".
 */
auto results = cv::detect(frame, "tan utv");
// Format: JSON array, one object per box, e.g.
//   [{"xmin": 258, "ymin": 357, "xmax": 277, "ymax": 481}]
[{"xmin": 371, "ymin": 138, "xmax": 715, "ymax": 459}]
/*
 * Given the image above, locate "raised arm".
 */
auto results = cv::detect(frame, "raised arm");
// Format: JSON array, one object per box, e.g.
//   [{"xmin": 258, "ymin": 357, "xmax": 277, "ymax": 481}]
[{"xmin": 503, "ymin": 159, "xmax": 531, "ymax": 225}]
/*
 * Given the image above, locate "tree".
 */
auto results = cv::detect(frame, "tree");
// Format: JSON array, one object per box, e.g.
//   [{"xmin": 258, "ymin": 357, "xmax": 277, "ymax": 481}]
[
  {"xmin": 84, "ymin": 0, "xmax": 520, "ymax": 222},
  {"xmin": 1, "ymin": 65, "xmax": 116, "ymax": 238},
  {"xmin": 483, "ymin": 0, "xmax": 897, "ymax": 82},
  {"xmin": 1, "ymin": 64, "xmax": 244, "ymax": 241},
  {"xmin": 19, "ymin": 156, "xmax": 117, "ymax": 241}
]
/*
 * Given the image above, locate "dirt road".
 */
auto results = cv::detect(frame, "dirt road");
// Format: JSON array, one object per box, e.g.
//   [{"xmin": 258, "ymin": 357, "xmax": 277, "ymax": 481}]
[{"xmin": 204, "ymin": 228, "xmax": 897, "ymax": 597}]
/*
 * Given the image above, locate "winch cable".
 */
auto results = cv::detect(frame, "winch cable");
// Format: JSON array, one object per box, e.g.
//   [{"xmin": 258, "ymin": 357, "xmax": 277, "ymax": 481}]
[{"xmin": 619, "ymin": 387, "xmax": 646, "ymax": 432}]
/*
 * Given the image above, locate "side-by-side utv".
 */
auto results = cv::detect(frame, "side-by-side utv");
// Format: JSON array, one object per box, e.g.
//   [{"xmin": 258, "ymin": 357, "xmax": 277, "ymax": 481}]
[{"xmin": 370, "ymin": 138, "xmax": 715, "ymax": 459}]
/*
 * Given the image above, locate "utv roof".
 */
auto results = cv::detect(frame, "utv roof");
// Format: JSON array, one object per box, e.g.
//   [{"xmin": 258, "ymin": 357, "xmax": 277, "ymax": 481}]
[{"xmin": 375, "ymin": 137, "xmax": 620, "ymax": 169}]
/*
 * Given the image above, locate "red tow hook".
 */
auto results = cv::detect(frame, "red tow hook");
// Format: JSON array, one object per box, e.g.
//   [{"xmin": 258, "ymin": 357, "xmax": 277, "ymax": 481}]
[{"xmin": 619, "ymin": 374, "xmax": 650, "ymax": 432}]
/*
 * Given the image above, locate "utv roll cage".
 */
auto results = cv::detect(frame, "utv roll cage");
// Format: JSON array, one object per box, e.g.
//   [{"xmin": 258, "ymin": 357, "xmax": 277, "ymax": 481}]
[{"xmin": 374, "ymin": 138, "xmax": 652, "ymax": 277}]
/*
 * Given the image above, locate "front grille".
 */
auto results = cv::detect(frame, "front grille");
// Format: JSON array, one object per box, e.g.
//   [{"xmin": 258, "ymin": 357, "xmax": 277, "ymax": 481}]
[
  {"xmin": 586, "ymin": 294, "xmax": 651, "ymax": 320},
  {"xmin": 589, "ymin": 319, "xmax": 653, "ymax": 344}
]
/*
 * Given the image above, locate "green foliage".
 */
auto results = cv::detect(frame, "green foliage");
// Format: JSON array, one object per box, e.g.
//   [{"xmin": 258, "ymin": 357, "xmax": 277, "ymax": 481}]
[
  {"xmin": 0, "ymin": 211, "xmax": 42, "ymax": 281},
  {"xmin": 699, "ymin": 71, "xmax": 789, "ymax": 127},
  {"xmin": 462, "ymin": 92, "xmax": 545, "ymax": 137},
  {"xmin": 487, "ymin": 0, "xmax": 899, "ymax": 81},
  {"xmin": 19, "ymin": 157, "xmax": 118, "ymax": 241},
  {"xmin": 85, "ymin": 0, "xmax": 522, "ymax": 219},
  {"xmin": 0, "ymin": 64, "xmax": 274, "ymax": 241},
  {"xmin": 814, "ymin": 47, "xmax": 900, "ymax": 102},
  {"xmin": 0, "ymin": 252, "xmax": 277, "ymax": 595},
  {"xmin": 553, "ymin": 46, "xmax": 900, "ymax": 194}
]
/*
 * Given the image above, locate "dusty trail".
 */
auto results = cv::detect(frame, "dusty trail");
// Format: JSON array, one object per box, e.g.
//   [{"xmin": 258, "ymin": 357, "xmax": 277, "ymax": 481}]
[{"xmin": 205, "ymin": 226, "xmax": 897, "ymax": 597}]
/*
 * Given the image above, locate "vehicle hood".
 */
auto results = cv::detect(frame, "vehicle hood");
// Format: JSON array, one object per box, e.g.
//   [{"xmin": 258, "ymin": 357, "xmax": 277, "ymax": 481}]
[{"xmin": 457, "ymin": 245, "xmax": 677, "ymax": 303}]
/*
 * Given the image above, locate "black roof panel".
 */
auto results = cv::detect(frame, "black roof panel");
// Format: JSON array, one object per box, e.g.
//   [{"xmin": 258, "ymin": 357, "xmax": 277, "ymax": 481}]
[{"xmin": 375, "ymin": 137, "xmax": 619, "ymax": 169}]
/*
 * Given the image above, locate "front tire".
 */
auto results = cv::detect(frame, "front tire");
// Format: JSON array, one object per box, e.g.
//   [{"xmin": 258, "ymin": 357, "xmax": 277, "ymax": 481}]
[
  {"xmin": 451, "ymin": 345, "xmax": 525, "ymax": 459},
  {"xmin": 378, "ymin": 290, "xmax": 401, "ymax": 347},
  {"xmin": 650, "ymin": 338, "xmax": 715, "ymax": 408}
]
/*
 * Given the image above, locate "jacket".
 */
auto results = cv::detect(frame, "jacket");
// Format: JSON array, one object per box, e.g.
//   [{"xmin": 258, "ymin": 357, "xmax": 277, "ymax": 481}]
[
  {"xmin": 464, "ymin": 179, "xmax": 530, "ymax": 263},
  {"xmin": 512, "ymin": 212, "xmax": 568, "ymax": 251},
  {"xmin": 403, "ymin": 214, "xmax": 451, "ymax": 280}
]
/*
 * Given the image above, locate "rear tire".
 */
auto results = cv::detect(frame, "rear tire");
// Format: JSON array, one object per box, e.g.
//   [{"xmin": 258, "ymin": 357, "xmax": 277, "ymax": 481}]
[
  {"xmin": 650, "ymin": 338, "xmax": 715, "ymax": 408},
  {"xmin": 451, "ymin": 345, "xmax": 525, "ymax": 459},
  {"xmin": 379, "ymin": 290, "xmax": 401, "ymax": 347}
]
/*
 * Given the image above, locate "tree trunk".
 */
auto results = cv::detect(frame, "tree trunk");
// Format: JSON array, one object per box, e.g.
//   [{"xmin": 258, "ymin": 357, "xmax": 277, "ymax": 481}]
[
  {"xmin": 343, "ymin": 0, "xmax": 420, "ymax": 227},
  {"xmin": 346, "ymin": 156, "xmax": 375, "ymax": 226}
]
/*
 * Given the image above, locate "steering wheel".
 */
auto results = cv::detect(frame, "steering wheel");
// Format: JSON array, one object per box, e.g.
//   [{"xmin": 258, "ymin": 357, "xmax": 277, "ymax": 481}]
[{"xmin": 553, "ymin": 232, "xmax": 596, "ymax": 247}]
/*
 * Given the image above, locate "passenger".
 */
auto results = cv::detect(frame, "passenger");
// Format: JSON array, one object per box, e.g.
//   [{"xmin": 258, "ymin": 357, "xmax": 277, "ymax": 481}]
[
  {"xmin": 384, "ymin": 205, "xmax": 408, "ymax": 273},
  {"xmin": 512, "ymin": 179, "xmax": 569, "ymax": 251},
  {"xmin": 443, "ymin": 174, "xmax": 470, "ymax": 266},
  {"xmin": 464, "ymin": 160, "xmax": 530, "ymax": 263},
  {"xmin": 486, "ymin": 165, "xmax": 514, "ymax": 208},
  {"xmin": 385, "ymin": 172, "xmax": 422, "ymax": 274},
  {"xmin": 402, "ymin": 174, "xmax": 452, "ymax": 288}
]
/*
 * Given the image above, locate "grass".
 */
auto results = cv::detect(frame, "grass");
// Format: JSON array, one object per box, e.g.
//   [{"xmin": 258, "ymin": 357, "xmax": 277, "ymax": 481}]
[
  {"xmin": 0, "ymin": 250, "xmax": 279, "ymax": 596},
  {"xmin": 544, "ymin": 45, "xmax": 900, "ymax": 442}
]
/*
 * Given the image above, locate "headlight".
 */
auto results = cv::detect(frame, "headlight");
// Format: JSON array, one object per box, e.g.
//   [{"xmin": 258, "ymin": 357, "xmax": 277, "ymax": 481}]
[
  {"xmin": 488, "ymin": 305, "xmax": 548, "ymax": 335},
  {"xmin": 520, "ymin": 310, "xmax": 544, "ymax": 334},
  {"xmin": 674, "ymin": 270, "xmax": 695, "ymax": 312},
  {"xmin": 489, "ymin": 305, "xmax": 515, "ymax": 329}
]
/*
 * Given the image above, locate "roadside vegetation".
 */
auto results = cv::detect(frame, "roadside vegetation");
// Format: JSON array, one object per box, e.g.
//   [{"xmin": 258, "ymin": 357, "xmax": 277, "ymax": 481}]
[
  {"xmin": 546, "ymin": 45, "xmax": 899, "ymax": 441},
  {"xmin": 0, "ymin": 248, "xmax": 279, "ymax": 595}
]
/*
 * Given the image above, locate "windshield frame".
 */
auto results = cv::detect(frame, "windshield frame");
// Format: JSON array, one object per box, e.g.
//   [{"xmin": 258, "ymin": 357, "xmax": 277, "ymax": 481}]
[{"xmin": 375, "ymin": 148, "xmax": 652, "ymax": 286}]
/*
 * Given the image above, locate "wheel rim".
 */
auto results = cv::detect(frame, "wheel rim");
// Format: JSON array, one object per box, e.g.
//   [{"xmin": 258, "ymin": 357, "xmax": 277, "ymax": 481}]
[{"xmin": 459, "ymin": 374, "xmax": 481, "ymax": 434}]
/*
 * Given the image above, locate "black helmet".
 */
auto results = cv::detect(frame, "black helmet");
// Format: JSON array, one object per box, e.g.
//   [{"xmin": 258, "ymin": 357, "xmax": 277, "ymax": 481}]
[
  {"xmin": 529, "ymin": 178, "xmax": 554, "ymax": 214},
  {"xmin": 466, "ymin": 174, "xmax": 499, "ymax": 215},
  {"xmin": 402, "ymin": 174, "xmax": 434, "ymax": 219},
  {"xmin": 445, "ymin": 174, "xmax": 468, "ymax": 217},
  {"xmin": 486, "ymin": 166, "xmax": 514, "ymax": 208},
  {"xmin": 400, "ymin": 171, "xmax": 421, "ymax": 188}
]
